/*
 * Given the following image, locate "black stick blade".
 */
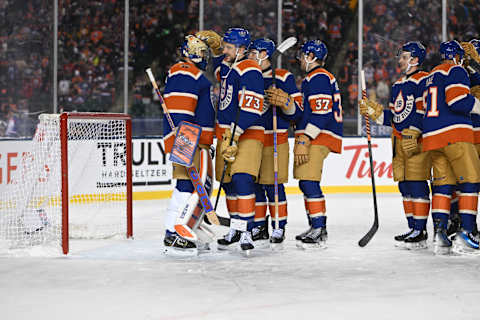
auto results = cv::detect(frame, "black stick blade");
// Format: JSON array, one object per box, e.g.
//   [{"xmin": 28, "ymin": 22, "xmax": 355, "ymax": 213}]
[{"xmin": 358, "ymin": 221, "xmax": 379, "ymax": 247}]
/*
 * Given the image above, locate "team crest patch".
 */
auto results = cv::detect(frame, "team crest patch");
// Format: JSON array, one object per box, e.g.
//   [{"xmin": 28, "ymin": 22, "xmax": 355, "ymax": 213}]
[
  {"xmin": 219, "ymin": 80, "xmax": 233, "ymax": 110},
  {"xmin": 394, "ymin": 91, "xmax": 405, "ymax": 112},
  {"xmin": 393, "ymin": 94, "xmax": 414, "ymax": 123}
]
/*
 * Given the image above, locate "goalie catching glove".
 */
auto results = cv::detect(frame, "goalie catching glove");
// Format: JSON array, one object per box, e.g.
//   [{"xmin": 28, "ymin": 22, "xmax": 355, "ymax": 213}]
[
  {"xmin": 359, "ymin": 98, "xmax": 383, "ymax": 122},
  {"xmin": 294, "ymin": 134, "xmax": 311, "ymax": 166},
  {"xmin": 401, "ymin": 128, "xmax": 421, "ymax": 155},
  {"xmin": 265, "ymin": 87, "xmax": 295, "ymax": 113},
  {"xmin": 196, "ymin": 30, "xmax": 223, "ymax": 56},
  {"xmin": 221, "ymin": 129, "xmax": 240, "ymax": 163}
]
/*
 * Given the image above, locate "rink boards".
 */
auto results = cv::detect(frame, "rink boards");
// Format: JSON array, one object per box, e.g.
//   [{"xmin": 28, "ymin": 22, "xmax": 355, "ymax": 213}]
[{"xmin": 0, "ymin": 137, "xmax": 398, "ymax": 200}]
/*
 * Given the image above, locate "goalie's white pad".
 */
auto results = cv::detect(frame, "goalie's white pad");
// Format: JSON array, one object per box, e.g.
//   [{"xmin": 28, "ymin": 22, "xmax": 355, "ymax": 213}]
[{"xmin": 174, "ymin": 148, "xmax": 213, "ymax": 242}]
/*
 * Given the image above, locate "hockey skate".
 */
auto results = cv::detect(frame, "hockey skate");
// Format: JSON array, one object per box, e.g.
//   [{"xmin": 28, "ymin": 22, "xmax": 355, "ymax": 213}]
[
  {"xmin": 297, "ymin": 227, "xmax": 327, "ymax": 249},
  {"xmin": 295, "ymin": 227, "xmax": 313, "ymax": 241},
  {"xmin": 252, "ymin": 223, "xmax": 270, "ymax": 249},
  {"xmin": 394, "ymin": 229, "xmax": 414, "ymax": 248},
  {"xmin": 163, "ymin": 231, "xmax": 198, "ymax": 257},
  {"xmin": 270, "ymin": 228, "xmax": 285, "ymax": 251},
  {"xmin": 433, "ymin": 219, "xmax": 451, "ymax": 255},
  {"xmin": 452, "ymin": 229, "xmax": 480, "ymax": 255},
  {"xmin": 446, "ymin": 214, "xmax": 461, "ymax": 238},
  {"xmin": 217, "ymin": 228, "xmax": 241, "ymax": 251},
  {"xmin": 240, "ymin": 231, "xmax": 254, "ymax": 256},
  {"xmin": 404, "ymin": 229, "xmax": 428, "ymax": 250}
]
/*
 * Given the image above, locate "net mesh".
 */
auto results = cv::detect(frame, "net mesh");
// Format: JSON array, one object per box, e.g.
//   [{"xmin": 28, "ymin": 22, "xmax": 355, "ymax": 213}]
[{"xmin": 0, "ymin": 114, "xmax": 128, "ymax": 252}]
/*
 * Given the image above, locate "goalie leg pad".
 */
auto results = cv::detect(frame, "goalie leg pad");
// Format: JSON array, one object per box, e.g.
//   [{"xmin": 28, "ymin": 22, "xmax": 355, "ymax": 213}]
[
  {"xmin": 175, "ymin": 148, "xmax": 214, "ymax": 241},
  {"xmin": 165, "ymin": 183, "xmax": 192, "ymax": 233}
]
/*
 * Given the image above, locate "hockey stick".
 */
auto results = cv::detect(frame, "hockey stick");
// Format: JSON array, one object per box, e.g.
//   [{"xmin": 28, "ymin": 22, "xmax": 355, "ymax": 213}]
[
  {"xmin": 146, "ymin": 68, "xmax": 221, "ymax": 228},
  {"xmin": 213, "ymin": 37, "xmax": 298, "ymax": 227},
  {"xmin": 213, "ymin": 86, "xmax": 245, "ymax": 224},
  {"xmin": 272, "ymin": 73, "xmax": 280, "ymax": 230},
  {"xmin": 271, "ymin": 37, "xmax": 296, "ymax": 230},
  {"xmin": 358, "ymin": 70, "xmax": 379, "ymax": 247}
]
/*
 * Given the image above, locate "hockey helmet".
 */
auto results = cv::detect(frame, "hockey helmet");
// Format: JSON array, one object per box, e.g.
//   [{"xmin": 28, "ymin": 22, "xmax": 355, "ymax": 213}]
[
  {"xmin": 401, "ymin": 41, "xmax": 426, "ymax": 64},
  {"xmin": 223, "ymin": 27, "xmax": 251, "ymax": 48},
  {"xmin": 439, "ymin": 40, "xmax": 464, "ymax": 61},
  {"xmin": 300, "ymin": 40, "xmax": 328, "ymax": 61},
  {"xmin": 181, "ymin": 35, "xmax": 209, "ymax": 70},
  {"xmin": 470, "ymin": 39, "xmax": 480, "ymax": 55},
  {"xmin": 250, "ymin": 38, "xmax": 276, "ymax": 58}
]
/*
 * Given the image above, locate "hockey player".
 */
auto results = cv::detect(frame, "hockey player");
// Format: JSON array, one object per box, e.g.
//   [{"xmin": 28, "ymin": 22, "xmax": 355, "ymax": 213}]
[
  {"xmin": 247, "ymin": 38, "xmax": 302, "ymax": 247},
  {"xmin": 198, "ymin": 27, "xmax": 265, "ymax": 252},
  {"xmin": 422, "ymin": 40, "xmax": 480, "ymax": 254},
  {"xmin": 461, "ymin": 39, "xmax": 480, "ymax": 237},
  {"xmin": 162, "ymin": 35, "xmax": 216, "ymax": 255},
  {"xmin": 267, "ymin": 40, "xmax": 343, "ymax": 248},
  {"xmin": 360, "ymin": 42, "xmax": 431, "ymax": 249}
]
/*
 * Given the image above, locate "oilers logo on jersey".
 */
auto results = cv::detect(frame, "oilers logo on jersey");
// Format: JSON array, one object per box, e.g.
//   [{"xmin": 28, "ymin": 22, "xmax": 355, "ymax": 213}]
[
  {"xmin": 219, "ymin": 79, "xmax": 233, "ymax": 110},
  {"xmin": 393, "ymin": 92, "xmax": 414, "ymax": 124}
]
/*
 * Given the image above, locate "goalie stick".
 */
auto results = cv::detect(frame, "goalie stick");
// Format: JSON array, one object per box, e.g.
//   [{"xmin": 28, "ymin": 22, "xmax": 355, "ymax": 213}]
[
  {"xmin": 146, "ymin": 68, "xmax": 221, "ymax": 239},
  {"xmin": 213, "ymin": 36, "xmax": 298, "ymax": 227},
  {"xmin": 358, "ymin": 69, "xmax": 379, "ymax": 247}
]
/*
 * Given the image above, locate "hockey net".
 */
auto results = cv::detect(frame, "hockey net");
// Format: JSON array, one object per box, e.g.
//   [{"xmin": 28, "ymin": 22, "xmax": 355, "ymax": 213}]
[{"xmin": 0, "ymin": 112, "xmax": 133, "ymax": 254}]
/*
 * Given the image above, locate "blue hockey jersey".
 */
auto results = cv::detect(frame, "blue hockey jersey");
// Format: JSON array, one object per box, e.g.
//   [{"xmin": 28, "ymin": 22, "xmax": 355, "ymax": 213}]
[
  {"xmin": 422, "ymin": 63, "xmax": 476, "ymax": 151},
  {"xmin": 213, "ymin": 56, "xmax": 265, "ymax": 142},
  {"xmin": 261, "ymin": 67, "xmax": 302, "ymax": 147},
  {"xmin": 469, "ymin": 70, "xmax": 480, "ymax": 143},
  {"xmin": 162, "ymin": 61, "xmax": 215, "ymax": 153},
  {"xmin": 383, "ymin": 71, "xmax": 428, "ymax": 138},
  {"xmin": 295, "ymin": 66, "xmax": 343, "ymax": 153}
]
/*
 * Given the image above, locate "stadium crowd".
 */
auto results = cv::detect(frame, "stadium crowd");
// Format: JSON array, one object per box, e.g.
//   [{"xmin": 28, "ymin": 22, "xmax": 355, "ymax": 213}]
[{"xmin": 1, "ymin": 0, "xmax": 479, "ymax": 137}]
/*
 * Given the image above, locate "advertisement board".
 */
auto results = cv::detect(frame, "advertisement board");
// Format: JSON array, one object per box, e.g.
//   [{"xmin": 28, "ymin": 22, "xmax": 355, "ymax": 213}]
[{"xmin": 0, "ymin": 137, "xmax": 397, "ymax": 199}]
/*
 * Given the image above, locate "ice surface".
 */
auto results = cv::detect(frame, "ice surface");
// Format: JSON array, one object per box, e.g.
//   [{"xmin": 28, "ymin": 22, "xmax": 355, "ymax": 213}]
[{"xmin": 2, "ymin": 194, "xmax": 480, "ymax": 320}]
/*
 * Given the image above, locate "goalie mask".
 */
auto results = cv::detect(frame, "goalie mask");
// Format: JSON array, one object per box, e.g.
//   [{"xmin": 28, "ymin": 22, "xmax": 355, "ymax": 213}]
[
  {"xmin": 439, "ymin": 40, "xmax": 464, "ymax": 65},
  {"xmin": 250, "ymin": 38, "xmax": 276, "ymax": 65},
  {"xmin": 181, "ymin": 35, "xmax": 209, "ymax": 70}
]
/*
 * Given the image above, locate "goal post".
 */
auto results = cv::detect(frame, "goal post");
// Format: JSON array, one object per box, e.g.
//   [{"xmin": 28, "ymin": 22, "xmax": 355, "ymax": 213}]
[
  {"xmin": 59, "ymin": 113, "xmax": 133, "ymax": 254},
  {"xmin": 0, "ymin": 112, "xmax": 133, "ymax": 255}
]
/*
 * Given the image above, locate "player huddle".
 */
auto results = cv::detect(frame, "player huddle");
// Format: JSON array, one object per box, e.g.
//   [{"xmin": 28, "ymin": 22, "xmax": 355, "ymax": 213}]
[
  {"xmin": 160, "ymin": 27, "xmax": 342, "ymax": 255},
  {"xmin": 159, "ymin": 25, "xmax": 480, "ymax": 257},
  {"xmin": 360, "ymin": 39, "xmax": 480, "ymax": 255}
]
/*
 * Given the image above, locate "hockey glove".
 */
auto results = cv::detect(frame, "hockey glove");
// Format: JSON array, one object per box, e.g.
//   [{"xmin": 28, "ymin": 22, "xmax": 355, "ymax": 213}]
[
  {"xmin": 294, "ymin": 134, "xmax": 311, "ymax": 166},
  {"xmin": 265, "ymin": 87, "xmax": 295, "ymax": 113},
  {"xmin": 471, "ymin": 85, "xmax": 480, "ymax": 100},
  {"xmin": 461, "ymin": 42, "xmax": 480, "ymax": 66},
  {"xmin": 221, "ymin": 129, "xmax": 240, "ymax": 163},
  {"xmin": 196, "ymin": 30, "xmax": 223, "ymax": 56},
  {"xmin": 401, "ymin": 128, "xmax": 421, "ymax": 156},
  {"xmin": 359, "ymin": 98, "xmax": 383, "ymax": 122}
]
